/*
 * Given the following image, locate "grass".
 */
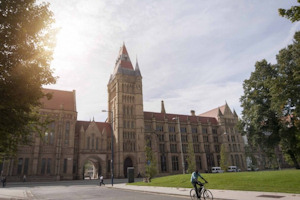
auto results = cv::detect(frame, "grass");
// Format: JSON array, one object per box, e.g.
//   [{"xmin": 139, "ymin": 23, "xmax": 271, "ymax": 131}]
[{"xmin": 128, "ymin": 169, "xmax": 300, "ymax": 194}]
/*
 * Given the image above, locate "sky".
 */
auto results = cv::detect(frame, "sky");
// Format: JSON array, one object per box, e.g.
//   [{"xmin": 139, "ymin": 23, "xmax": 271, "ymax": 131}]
[{"xmin": 44, "ymin": 0, "xmax": 300, "ymax": 121}]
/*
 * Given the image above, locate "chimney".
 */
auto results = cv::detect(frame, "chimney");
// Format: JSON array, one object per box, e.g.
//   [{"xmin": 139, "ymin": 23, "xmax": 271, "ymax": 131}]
[{"xmin": 191, "ymin": 110, "xmax": 195, "ymax": 116}]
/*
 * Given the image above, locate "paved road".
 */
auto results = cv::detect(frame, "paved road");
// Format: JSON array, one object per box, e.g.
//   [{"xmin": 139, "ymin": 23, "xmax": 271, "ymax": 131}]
[{"xmin": 3, "ymin": 179, "xmax": 189, "ymax": 200}]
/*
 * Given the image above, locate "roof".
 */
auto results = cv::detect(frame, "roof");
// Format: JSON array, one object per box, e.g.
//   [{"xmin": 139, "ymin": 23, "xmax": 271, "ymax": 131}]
[
  {"xmin": 40, "ymin": 88, "xmax": 76, "ymax": 111},
  {"xmin": 76, "ymin": 121, "xmax": 112, "ymax": 137},
  {"xmin": 144, "ymin": 111, "xmax": 218, "ymax": 125},
  {"xmin": 199, "ymin": 105, "xmax": 226, "ymax": 119},
  {"xmin": 110, "ymin": 44, "xmax": 142, "ymax": 79},
  {"xmin": 116, "ymin": 43, "xmax": 134, "ymax": 70}
]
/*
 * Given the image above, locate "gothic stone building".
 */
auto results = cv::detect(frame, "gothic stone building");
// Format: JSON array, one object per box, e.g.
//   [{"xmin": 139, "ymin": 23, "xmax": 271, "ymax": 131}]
[{"xmin": 2, "ymin": 44, "xmax": 246, "ymax": 181}]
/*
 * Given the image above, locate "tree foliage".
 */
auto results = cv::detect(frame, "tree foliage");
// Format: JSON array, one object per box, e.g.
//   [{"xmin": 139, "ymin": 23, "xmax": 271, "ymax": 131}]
[
  {"xmin": 145, "ymin": 140, "xmax": 157, "ymax": 180},
  {"xmin": 186, "ymin": 142, "xmax": 196, "ymax": 173},
  {"xmin": 240, "ymin": 32, "xmax": 300, "ymax": 169},
  {"xmin": 220, "ymin": 144, "xmax": 228, "ymax": 171},
  {"xmin": 279, "ymin": 0, "xmax": 300, "ymax": 22},
  {"xmin": 0, "ymin": 0, "xmax": 57, "ymax": 159}
]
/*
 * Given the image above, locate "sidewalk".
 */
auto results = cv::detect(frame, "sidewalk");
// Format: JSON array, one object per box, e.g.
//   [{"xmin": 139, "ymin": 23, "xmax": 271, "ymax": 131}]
[
  {"xmin": 107, "ymin": 183, "xmax": 300, "ymax": 200},
  {"xmin": 0, "ymin": 188, "xmax": 29, "ymax": 199}
]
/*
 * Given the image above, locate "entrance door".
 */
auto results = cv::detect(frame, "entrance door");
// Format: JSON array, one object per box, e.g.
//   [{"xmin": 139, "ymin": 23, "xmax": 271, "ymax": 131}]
[{"xmin": 123, "ymin": 157, "xmax": 133, "ymax": 178}]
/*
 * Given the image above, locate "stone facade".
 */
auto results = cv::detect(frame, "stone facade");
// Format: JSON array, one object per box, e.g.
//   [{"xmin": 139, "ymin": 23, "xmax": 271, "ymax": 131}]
[{"xmin": 1, "ymin": 44, "xmax": 246, "ymax": 181}]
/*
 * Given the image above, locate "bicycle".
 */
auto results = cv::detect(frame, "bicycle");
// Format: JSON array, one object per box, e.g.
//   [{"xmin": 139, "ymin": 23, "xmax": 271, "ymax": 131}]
[{"xmin": 190, "ymin": 182, "xmax": 213, "ymax": 200}]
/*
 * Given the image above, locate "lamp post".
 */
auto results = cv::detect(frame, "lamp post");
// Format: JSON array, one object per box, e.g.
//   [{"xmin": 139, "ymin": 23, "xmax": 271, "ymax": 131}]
[
  {"xmin": 102, "ymin": 110, "xmax": 114, "ymax": 186},
  {"xmin": 172, "ymin": 117, "xmax": 185, "ymax": 174}
]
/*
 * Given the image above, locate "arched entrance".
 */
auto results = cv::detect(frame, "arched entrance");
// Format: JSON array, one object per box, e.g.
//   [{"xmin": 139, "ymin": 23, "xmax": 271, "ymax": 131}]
[
  {"xmin": 82, "ymin": 158, "xmax": 102, "ymax": 179},
  {"xmin": 123, "ymin": 157, "xmax": 133, "ymax": 178}
]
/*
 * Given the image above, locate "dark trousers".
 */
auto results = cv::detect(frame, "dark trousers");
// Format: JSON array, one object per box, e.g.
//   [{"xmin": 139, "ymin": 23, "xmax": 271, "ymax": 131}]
[
  {"xmin": 192, "ymin": 181, "xmax": 203, "ymax": 198},
  {"xmin": 100, "ymin": 180, "xmax": 105, "ymax": 186}
]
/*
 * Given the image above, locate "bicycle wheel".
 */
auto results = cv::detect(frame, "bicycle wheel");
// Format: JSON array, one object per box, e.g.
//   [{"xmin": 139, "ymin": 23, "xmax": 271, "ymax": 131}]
[
  {"xmin": 202, "ymin": 189, "xmax": 213, "ymax": 200},
  {"xmin": 190, "ymin": 189, "xmax": 197, "ymax": 200}
]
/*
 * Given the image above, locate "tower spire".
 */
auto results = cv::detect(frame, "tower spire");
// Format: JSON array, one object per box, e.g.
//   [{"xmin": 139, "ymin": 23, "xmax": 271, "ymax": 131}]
[{"xmin": 161, "ymin": 100, "xmax": 166, "ymax": 114}]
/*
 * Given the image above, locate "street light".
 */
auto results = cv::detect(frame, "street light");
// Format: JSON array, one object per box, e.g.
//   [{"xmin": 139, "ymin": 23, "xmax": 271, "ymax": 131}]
[
  {"xmin": 102, "ymin": 110, "xmax": 114, "ymax": 186},
  {"xmin": 172, "ymin": 116, "xmax": 185, "ymax": 174}
]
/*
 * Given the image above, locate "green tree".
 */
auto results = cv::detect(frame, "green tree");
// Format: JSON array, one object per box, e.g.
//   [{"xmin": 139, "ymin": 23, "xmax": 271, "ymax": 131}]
[
  {"xmin": 220, "ymin": 144, "xmax": 228, "ymax": 172},
  {"xmin": 240, "ymin": 32, "xmax": 300, "ymax": 169},
  {"xmin": 186, "ymin": 142, "xmax": 196, "ymax": 173},
  {"xmin": 279, "ymin": 0, "xmax": 300, "ymax": 22},
  {"xmin": 270, "ymin": 32, "xmax": 300, "ymax": 168},
  {"xmin": 240, "ymin": 60, "xmax": 281, "ymax": 157},
  {"xmin": 145, "ymin": 140, "xmax": 157, "ymax": 181},
  {"xmin": 0, "ymin": 0, "xmax": 57, "ymax": 159}
]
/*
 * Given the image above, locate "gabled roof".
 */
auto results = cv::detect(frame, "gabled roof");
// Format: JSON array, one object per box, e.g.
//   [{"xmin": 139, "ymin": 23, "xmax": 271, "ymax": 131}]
[
  {"xmin": 199, "ymin": 105, "xmax": 226, "ymax": 119},
  {"xmin": 75, "ymin": 121, "xmax": 112, "ymax": 137},
  {"xmin": 144, "ymin": 111, "xmax": 218, "ymax": 125},
  {"xmin": 40, "ymin": 88, "xmax": 76, "ymax": 112}
]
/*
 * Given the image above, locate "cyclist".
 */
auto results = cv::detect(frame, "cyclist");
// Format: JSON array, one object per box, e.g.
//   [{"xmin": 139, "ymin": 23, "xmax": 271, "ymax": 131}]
[{"xmin": 190, "ymin": 169, "xmax": 208, "ymax": 199}]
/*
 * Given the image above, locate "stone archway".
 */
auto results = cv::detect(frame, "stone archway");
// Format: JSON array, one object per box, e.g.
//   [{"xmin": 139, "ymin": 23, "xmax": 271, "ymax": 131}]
[
  {"xmin": 81, "ymin": 157, "xmax": 102, "ymax": 180},
  {"xmin": 123, "ymin": 157, "xmax": 133, "ymax": 178}
]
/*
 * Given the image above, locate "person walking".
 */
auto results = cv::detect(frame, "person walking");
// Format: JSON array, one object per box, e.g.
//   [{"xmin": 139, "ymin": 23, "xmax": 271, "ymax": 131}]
[
  {"xmin": 23, "ymin": 175, "xmax": 27, "ymax": 182},
  {"xmin": 99, "ymin": 175, "xmax": 105, "ymax": 186},
  {"xmin": 1, "ymin": 176, "xmax": 6, "ymax": 187}
]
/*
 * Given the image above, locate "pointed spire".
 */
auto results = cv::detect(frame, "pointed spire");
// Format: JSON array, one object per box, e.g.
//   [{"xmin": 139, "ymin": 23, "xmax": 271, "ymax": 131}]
[
  {"xmin": 92, "ymin": 116, "xmax": 95, "ymax": 121},
  {"xmin": 112, "ymin": 43, "xmax": 135, "ymax": 76},
  {"xmin": 224, "ymin": 101, "xmax": 233, "ymax": 115},
  {"xmin": 233, "ymin": 109, "xmax": 238, "ymax": 117},
  {"xmin": 218, "ymin": 107, "xmax": 223, "ymax": 116},
  {"xmin": 161, "ymin": 100, "xmax": 166, "ymax": 114},
  {"xmin": 135, "ymin": 55, "xmax": 141, "ymax": 76}
]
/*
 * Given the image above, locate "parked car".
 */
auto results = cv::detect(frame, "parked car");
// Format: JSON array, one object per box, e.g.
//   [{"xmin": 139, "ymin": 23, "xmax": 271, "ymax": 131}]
[
  {"xmin": 227, "ymin": 166, "xmax": 240, "ymax": 172},
  {"xmin": 211, "ymin": 167, "xmax": 224, "ymax": 173}
]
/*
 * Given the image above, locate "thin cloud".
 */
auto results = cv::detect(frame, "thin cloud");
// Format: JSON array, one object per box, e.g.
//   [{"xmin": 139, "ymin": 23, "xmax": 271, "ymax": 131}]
[{"xmin": 45, "ymin": 0, "xmax": 298, "ymax": 121}]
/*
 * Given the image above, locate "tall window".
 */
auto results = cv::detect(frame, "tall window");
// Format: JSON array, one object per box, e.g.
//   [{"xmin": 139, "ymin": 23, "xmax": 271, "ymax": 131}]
[
  {"xmin": 49, "ymin": 132, "xmax": 54, "ymax": 145},
  {"xmin": 182, "ymin": 144, "xmax": 188, "ymax": 153},
  {"xmin": 204, "ymin": 144, "xmax": 210, "ymax": 153},
  {"xmin": 41, "ymin": 158, "xmax": 46, "ymax": 174},
  {"xmin": 193, "ymin": 144, "xmax": 200, "ymax": 153},
  {"xmin": 87, "ymin": 137, "xmax": 90, "ymax": 149},
  {"xmin": 156, "ymin": 125, "xmax": 163, "ymax": 132},
  {"xmin": 169, "ymin": 134, "xmax": 176, "ymax": 142},
  {"xmin": 158, "ymin": 134, "xmax": 164, "ymax": 142},
  {"xmin": 170, "ymin": 144, "xmax": 177, "ymax": 153},
  {"xmin": 63, "ymin": 158, "xmax": 68, "ymax": 173},
  {"xmin": 181, "ymin": 134, "xmax": 188, "ymax": 142},
  {"xmin": 161, "ymin": 155, "xmax": 167, "ymax": 172},
  {"xmin": 213, "ymin": 136, "xmax": 218, "ymax": 143},
  {"xmin": 159, "ymin": 144, "xmax": 165, "ymax": 153},
  {"xmin": 196, "ymin": 156, "xmax": 202, "ymax": 169},
  {"xmin": 49, "ymin": 122, "xmax": 55, "ymax": 145},
  {"xmin": 47, "ymin": 158, "xmax": 51, "ymax": 174},
  {"xmin": 212, "ymin": 128, "xmax": 217, "ymax": 134},
  {"xmin": 24, "ymin": 158, "xmax": 29, "ymax": 175},
  {"xmin": 44, "ymin": 132, "xmax": 48, "ymax": 143},
  {"xmin": 202, "ymin": 128, "xmax": 208, "ymax": 134},
  {"xmin": 169, "ymin": 126, "xmax": 175, "ymax": 132},
  {"xmin": 192, "ymin": 135, "xmax": 198, "ymax": 142},
  {"xmin": 192, "ymin": 127, "xmax": 198, "ymax": 133},
  {"xmin": 92, "ymin": 134, "xmax": 95, "ymax": 149},
  {"xmin": 65, "ymin": 122, "xmax": 70, "ymax": 145},
  {"xmin": 96, "ymin": 138, "xmax": 99, "ymax": 150},
  {"xmin": 214, "ymin": 145, "xmax": 220, "ymax": 153},
  {"xmin": 180, "ymin": 127, "xmax": 187, "ymax": 133},
  {"xmin": 171, "ymin": 156, "xmax": 179, "ymax": 171},
  {"xmin": 17, "ymin": 158, "xmax": 23, "ymax": 175}
]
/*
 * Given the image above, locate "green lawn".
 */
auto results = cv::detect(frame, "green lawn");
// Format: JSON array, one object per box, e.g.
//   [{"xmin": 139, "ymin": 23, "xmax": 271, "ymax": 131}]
[{"xmin": 128, "ymin": 169, "xmax": 300, "ymax": 194}]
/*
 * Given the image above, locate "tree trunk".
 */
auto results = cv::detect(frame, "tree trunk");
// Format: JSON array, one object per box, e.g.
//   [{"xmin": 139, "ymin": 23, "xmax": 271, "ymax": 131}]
[{"xmin": 288, "ymin": 150, "xmax": 300, "ymax": 169}]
